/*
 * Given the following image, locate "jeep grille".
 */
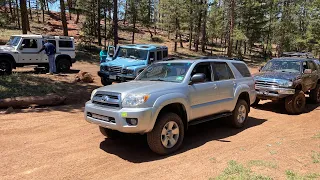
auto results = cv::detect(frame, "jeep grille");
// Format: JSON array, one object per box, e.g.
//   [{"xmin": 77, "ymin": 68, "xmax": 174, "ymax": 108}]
[
  {"xmin": 109, "ymin": 66, "xmax": 122, "ymax": 73},
  {"xmin": 92, "ymin": 92, "xmax": 121, "ymax": 108},
  {"xmin": 255, "ymin": 80, "xmax": 279, "ymax": 88}
]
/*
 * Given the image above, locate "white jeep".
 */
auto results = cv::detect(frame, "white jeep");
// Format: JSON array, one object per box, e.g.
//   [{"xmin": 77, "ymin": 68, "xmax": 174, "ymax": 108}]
[{"xmin": 0, "ymin": 35, "xmax": 76, "ymax": 74}]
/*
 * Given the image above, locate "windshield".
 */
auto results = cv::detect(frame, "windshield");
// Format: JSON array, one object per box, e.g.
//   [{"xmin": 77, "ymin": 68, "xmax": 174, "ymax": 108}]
[
  {"xmin": 6, "ymin": 36, "xmax": 21, "ymax": 46},
  {"xmin": 137, "ymin": 63, "xmax": 192, "ymax": 83},
  {"xmin": 262, "ymin": 60, "xmax": 301, "ymax": 73},
  {"xmin": 116, "ymin": 47, "xmax": 148, "ymax": 60}
]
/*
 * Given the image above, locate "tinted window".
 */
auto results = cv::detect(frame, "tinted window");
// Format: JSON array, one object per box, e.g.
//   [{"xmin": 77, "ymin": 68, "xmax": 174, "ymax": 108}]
[
  {"xmin": 48, "ymin": 40, "xmax": 56, "ymax": 47},
  {"xmin": 232, "ymin": 63, "xmax": 251, "ymax": 77},
  {"xmin": 163, "ymin": 50, "xmax": 168, "ymax": 58},
  {"xmin": 22, "ymin": 39, "xmax": 38, "ymax": 48},
  {"xmin": 58, "ymin": 40, "xmax": 73, "ymax": 48},
  {"xmin": 157, "ymin": 51, "xmax": 162, "ymax": 61},
  {"xmin": 212, "ymin": 62, "xmax": 234, "ymax": 81},
  {"xmin": 191, "ymin": 62, "xmax": 212, "ymax": 82}
]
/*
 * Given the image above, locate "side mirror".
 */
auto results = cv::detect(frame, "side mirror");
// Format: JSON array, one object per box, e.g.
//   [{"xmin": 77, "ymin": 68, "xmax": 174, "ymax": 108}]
[
  {"xmin": 304, "ymin": 69, "xmax": 312, "ymax": 74},
  {"xmin": 189, "ymin": 73, "xmax": 206, "ymax": 85},
  {"xmin": 107, "ymin": 46, "xmax": 115, "ymax": 57},
  {"xmin": 259, "ymin": 66, "xmax": 264, "ymax": 72},
  {"xmin": 149, "ymin": 58, "xmax": 155, "ymax": 62},
  {"xmin": 19, "ymin": 44, "xmax": 25, "ymax": 50}
]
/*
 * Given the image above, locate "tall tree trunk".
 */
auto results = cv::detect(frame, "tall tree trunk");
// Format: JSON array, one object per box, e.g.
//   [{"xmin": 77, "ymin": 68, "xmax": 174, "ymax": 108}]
[
  {"xmin": 28, "ymin": 0, "xmax": 32, "ymax": 20},
  {"xmin": 20, "ymin": 0, "xmax": 28, "ymax": 34},
  {"xmin": 46, "ymin": 0, "xmax": 50, "ymax": 14},
  {"xmin": 113, "ymin": 0, "xmax": 118, "ymax": 46},
  {"xmin": 67, "ymin": 0, "xmax": 72, "ymax": 20},
  {"xmin": 9, "ymin": 0, "xmax": 14, "ymax": 22},
  {"xmin": 227, "ymin": 0, "xmax": 235, "ymax": 57},
  {"xmin": 36, "ymin": 0, "xmax": 40, "ymax": 22},
  {"xmin": 97, "ymin": 0, "xmax": 102, "ymax": 46},
  {"xmin": 16, "ymin": 0, "xmax": 21, "ymax": 29},
  {"xmin": 178, "ymin": 20, "xmax": 183, "ymax": 48},
  {"xmin": 75, "ymin": 9, "xmax": 80, "ymax": 24},
  {"xmin": 174, "ymin": 17, "xmax": 178, "ymax": 52},
  {"xmin": 188, "ymin": 0, "xmax": 193, "ymax": 50},
  {"xmin": 132, "ymin": 17, "xmax": 136, "ymax": 44},
  {"xmin": 201, "ymin": 1, "xmax": 208, "ymax": 52},
  {"xmin": 195, "ymin": 0, "xmax": 203, "ymax": 52},
  {"xmin": 123, "ymin": 0, "xmax": 127, "ymax": 25},
  {"xmin": 104, "ymin": 8, "xmax": 107, "ymax": 48},
  {"xmin": 41, "ymin": 0, "xmax": 45, "ymax": 23},
  {"xmin": 60, "ymin": 0, "xmax": 68, "ymax": 36}
]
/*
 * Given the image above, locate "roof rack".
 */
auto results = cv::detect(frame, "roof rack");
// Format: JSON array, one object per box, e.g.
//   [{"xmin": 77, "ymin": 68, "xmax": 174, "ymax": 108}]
[
  {"xmin": 281, "ymin": 52, "xmax": 314, "ymax": 58},
  {"xmin": 195, "ymin": 56, "xmax": 242, "ymax": 61}
]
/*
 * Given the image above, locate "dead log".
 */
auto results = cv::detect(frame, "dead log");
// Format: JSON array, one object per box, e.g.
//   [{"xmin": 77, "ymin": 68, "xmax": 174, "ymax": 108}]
[{"xmin": 0, "ymin": 94, "xmax": 66, "ymax": 108}]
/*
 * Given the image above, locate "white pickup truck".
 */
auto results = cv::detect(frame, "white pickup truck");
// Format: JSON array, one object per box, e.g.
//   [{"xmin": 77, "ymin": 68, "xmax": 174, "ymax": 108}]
[{"xmin": 0, "ymin": 35, "xmax": 76, "ymax": 74}]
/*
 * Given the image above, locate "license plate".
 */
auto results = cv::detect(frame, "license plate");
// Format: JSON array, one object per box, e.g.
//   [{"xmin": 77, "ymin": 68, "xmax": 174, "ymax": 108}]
[
  {"xmin": 109, "ymin": 75, "xmax": 116, "ymax": 80},
  {"xmin": 92, "ymin": 114, "xmax": 110, "ymax": 121}
]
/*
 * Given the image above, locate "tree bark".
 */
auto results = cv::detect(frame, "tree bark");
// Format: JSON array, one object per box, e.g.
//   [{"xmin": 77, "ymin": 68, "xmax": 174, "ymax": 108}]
[
  {"xmin": 41, "ymin": 0, "xmax": 45, "ymax": 23},
  {"xmin": 20, "ymin": 0, "xmax": 28, "ymax": 34},
  {"xmin": 60, "ymin": 0, "xmax": 68, "ymax": 36},
  {"xmin": 201, "ymin": 1, "xmax": 208, "ymax": 52},
  {"xmin": 97, "ymin": 0, "xmax": 102, "ymax": 46},
  {"xmin": 227, "ymin": 0, "xmax": 235, "ymax": 57},
  {"xmin": 9, "ymin": 0, "xmax": 14, "ymax": 22},
  {"xmin": 28, "ymin": 0, "xmax": 32, "ymax": 20},
  {"xmin": 16, "ymin": 0, "xmax": 21, "ymax": 29},
  {"xmin": 104, "ymin": 8, "xmax": 107, "ymax": 48},
  {"xmin": 75, "ymin": 9, "xmax": 80, "ymax": 24},
  {"xmin": 113, "ymin": 0, "xmax": 118, "ymax": 46},
  {"xmin": 188, "ymin": 0, "xmax": 193, "ymax": 50},
  {"xmin": 67, "ymin": 0, "xmax": 72, "ymax": 20},
  {"xmin": 123, "ymin": 0, "xmax": 127, "ymax": 25},
  {"xmin": 174, "ymin": 17, "xmax": 178, "ymax": 52},
  {"xmin": 46, "ymin": 0, "xmax": 50, "ymax": 14}
]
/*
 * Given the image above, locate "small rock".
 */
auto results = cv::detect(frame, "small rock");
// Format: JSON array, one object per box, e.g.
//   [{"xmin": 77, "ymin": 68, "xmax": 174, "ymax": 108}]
[{"xmin": 5, "ymin": 107, "xmax": 14, "ymax": 114}]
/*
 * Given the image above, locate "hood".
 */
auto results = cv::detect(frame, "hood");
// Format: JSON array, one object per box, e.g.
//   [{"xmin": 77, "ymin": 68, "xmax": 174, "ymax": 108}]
[
  {"xmin": 254, "ymin": 71, "xmax": 300, "ymax": 81},
  {"xmin": 96, "ymin": 81, "xmax": 183, "ymax": 97},
  {"xmin": 105, "ymin": 57, "xmax": 146, "ymax": 68},
  {"xmin": 0, "ymin": 45, "xmax": 15, "ymax": 52}
]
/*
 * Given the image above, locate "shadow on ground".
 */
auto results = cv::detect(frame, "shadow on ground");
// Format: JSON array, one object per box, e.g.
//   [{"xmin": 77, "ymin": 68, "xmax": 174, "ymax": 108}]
[
  {"xmin": 99, "ymin": 116, "xmax": 267, "ymax": 163},
  {"xmin": 252, "ymin": 99, "xmax": 320, "ymax": 114}
]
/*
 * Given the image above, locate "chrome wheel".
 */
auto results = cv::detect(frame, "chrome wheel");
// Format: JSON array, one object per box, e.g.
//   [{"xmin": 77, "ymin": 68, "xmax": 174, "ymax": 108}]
[
  {"xmin": 237, "ymin": 104, "xmax": 247, "ymax": 123},
  {"xmin": 161, "ymin": 121, "xmax": 179, "ymax": 148}
]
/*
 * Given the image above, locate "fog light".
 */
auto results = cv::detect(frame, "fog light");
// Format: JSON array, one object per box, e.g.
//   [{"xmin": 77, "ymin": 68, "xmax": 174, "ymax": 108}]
[
  {"xmin": 87, "ymin": 112, "xmax": 92, "ymax": 117},
  {"xmin": 126, "ymin": 118, "xmax": 138, "ymax": 126}
]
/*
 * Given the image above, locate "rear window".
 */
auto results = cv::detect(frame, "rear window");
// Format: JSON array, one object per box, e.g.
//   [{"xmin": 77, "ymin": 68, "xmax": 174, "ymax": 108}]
[
  {"xmin": 232, "ymin": 63, "xmax": 251, "ymax": 77},
  {"xmin": 48, "ymin": 40, "xmax": 56, "ymax": 47},
  {"xmin": 59, "ymin": 40, "xmax": 73, "ymax": 48},
  {"xmin": 157, "ymin": 51, "xmax": 162, "ymax": 60}
]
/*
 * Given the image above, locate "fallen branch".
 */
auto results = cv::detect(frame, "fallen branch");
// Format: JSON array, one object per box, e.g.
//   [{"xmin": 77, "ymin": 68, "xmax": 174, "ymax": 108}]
[{"xmin": 0, "ymin": 94, "xmax": 66, "ymax": 108}]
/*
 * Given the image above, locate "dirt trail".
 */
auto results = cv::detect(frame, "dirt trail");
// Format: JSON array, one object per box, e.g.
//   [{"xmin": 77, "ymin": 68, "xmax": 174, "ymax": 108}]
[{"xmin": 1, "ymin": 62, "xmax": 320, "ymax": 180}]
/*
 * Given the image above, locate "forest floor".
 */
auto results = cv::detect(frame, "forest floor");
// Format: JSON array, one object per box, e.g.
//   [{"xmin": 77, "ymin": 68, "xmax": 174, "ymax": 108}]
[{"xmin": 1, "ymin": 61, "xmax": 320, "ymax": 180}]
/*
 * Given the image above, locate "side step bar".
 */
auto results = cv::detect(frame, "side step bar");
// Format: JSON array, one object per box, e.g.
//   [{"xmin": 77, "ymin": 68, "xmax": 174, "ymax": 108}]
[{"xmin": 189, "ymin": 112, "xmax": 232, "ymax": 126}]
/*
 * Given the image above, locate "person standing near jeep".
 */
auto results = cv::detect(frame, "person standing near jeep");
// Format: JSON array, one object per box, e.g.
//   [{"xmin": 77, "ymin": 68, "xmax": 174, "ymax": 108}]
[{"xmin": 38, "ymin": 39, "xmax": 56, "ymax": 75}]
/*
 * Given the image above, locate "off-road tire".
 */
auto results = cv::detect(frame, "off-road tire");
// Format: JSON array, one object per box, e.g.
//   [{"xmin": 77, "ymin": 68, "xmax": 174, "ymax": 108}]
[
  {"xmin": 252, "ymin": 98, "xmax": 260, "ymax": 106},
  {"xmin": 56, "ymin": 59, "xmax": 71, "ymax": 72},
  {"xmin": 285, "ymin": 91, "xmax": 306, "ymax": 114},
  {"xmin": 101, "ymin": 78, "xmax": 113, "ymax": 86},
  {"xmin": 310, "ymin": 84, "xmax": 320, "ymax": 104},
  {"xmin": 230, "ymin": 99, "xmax": 249, "ymax": 128},
  {"xmin": 147, "ymin": 112, "xmax": 184, "ymax": 155},
  {"xmin": 0, "ymin": 59, "xmax": 12, "ymax": 75},
  {"xmin": 99, "ymin": 127, "xmax": 121, "ymax": 139}
]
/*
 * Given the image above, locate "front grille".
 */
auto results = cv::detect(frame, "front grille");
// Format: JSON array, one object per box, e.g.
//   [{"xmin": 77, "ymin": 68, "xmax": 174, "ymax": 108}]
[
  {"xmin": 255, "ymin": 80, "xmax": 279, "ymax": 88},
  {"xmin": 109, "ymin": 66, "xmax": 122, "ymax": 73},
  {"xmin": 87, "ymin": 112, "xmax": 116, "ymax": 123},
  {"xmin": 92, "ymin": 92, "xmax": 121, "ymax": 108}
]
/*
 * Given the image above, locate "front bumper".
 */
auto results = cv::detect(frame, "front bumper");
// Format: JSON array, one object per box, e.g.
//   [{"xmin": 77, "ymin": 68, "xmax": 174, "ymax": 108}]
[
  {"xmin": 98, "ymin": 71, "xmax": 135, "ymax": 82},
  {"xmin": 84, "ymin": 101, "xmax": 154, "ymax": 134},
  {"xmin": 256, "ymin": 87, "xmax": 295, "ymax": 100}
]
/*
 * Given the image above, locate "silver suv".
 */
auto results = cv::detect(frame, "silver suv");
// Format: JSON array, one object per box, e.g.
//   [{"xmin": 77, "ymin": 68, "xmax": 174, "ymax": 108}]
[{"xmin": 85, "ymin": 59, "xmax": 256, "ymax": 155}]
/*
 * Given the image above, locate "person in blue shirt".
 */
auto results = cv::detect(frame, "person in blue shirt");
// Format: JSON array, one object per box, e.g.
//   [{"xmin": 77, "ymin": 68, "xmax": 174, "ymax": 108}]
[{"xmin": 38, "ymin": 39, "xmax": 56, "ymax": 75}]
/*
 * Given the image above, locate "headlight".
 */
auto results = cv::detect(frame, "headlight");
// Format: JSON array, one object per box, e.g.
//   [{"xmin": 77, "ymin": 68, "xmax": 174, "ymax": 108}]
[
  {"xmin": 122, "ymin": 94, "xmax": 150, "ymax": 107},
  {"xmin": 90, "ymin": 89, "xmax": 98, "ymax": 100},
  {"xmin": 278, "ymin": 81, "xmax": 293, "ymax": 87}
]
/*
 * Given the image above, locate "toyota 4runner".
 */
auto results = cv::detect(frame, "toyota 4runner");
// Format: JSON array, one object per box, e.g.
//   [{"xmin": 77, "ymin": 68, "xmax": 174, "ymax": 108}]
[
  {"xmin": 0, "ymin": 35, "xmax": 76, "ymax": 74},
  {"xmin": 85, "ymin": 59, "xmax": 256, "ymax": 155},
  {"xmin": 254, "ymin": 57, "xmax": 320, "ymax": 114}
]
